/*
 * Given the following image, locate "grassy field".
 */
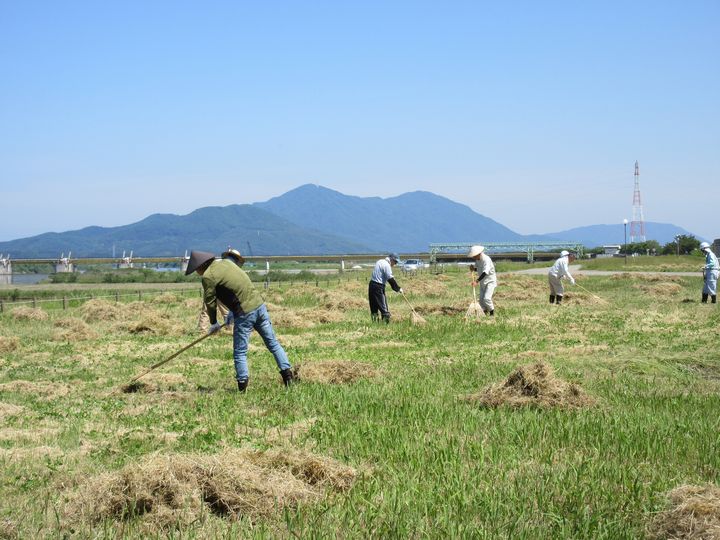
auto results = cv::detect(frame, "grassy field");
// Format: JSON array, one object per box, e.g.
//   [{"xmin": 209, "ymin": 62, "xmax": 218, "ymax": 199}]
[{"xmin": 0, "ymin": 264, "xmax": 718, "ymax": 538}]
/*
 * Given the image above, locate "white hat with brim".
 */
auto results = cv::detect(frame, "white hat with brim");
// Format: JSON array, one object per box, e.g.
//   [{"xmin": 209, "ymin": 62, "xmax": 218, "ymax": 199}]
[
  {"xmin": 700, "ymin": 242, "xmax": 711, "ymax": 250},
  {"xmin": 185, "ymin": 250, "xmax": 216, "ymax": 275},
  {"xmin": 222, "ymin": 248, "xmax": 245, "ymax": 265},
  {"xmin": 560, "ymin": 250, "xmax": 570, "ymax": 257},
  {"xmin": 468, "ymin": 245, "xmax": 484, "ymax": 258}
]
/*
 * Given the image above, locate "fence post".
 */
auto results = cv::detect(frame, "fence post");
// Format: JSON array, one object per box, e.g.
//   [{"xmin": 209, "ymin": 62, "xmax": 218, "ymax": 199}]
[
  {"xmin": 32, "ymin": 297, "xmax": 36, "ymax": 308},
  {"xmin": 0, "ymin": 300, "xmax": 3, "ymax": 313},
  {"xmin": 115, "ymin": 291, "xmax": 119, "ymax": 302},
  {"xmin": 62, "ymin": 296, "xmax": 67, "ymax": 310},
  {"xmin": 138, "ymin": 290, "xmax": 142, "ymax": 300}
]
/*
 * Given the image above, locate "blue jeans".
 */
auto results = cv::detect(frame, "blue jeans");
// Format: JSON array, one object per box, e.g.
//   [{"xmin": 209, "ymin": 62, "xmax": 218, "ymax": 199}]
[{"xmin": 232, "ymin": 304, "xmax": 291, "ymax": 382}]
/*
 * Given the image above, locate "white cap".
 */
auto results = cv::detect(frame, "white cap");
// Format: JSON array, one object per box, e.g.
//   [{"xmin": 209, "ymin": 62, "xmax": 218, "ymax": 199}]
[
  {"xmin": 468, "ymin": 245, "xmax": 484, "ymax": 258},
  {"xmin": 700, "ymin": 241, "xmax": 711, "ymax": 250},
  {"xmin": 560, "ymin": 250, "xmax": 570, "ymax": 257}
]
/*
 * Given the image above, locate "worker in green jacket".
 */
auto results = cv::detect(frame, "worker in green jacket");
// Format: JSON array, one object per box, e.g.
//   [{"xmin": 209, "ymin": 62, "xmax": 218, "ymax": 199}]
[{"xmin": 185, "ymin": 250, "xmax": 294, "ymax": 392}]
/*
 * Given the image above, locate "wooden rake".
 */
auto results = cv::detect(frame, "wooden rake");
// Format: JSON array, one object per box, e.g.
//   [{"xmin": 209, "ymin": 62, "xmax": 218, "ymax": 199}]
[{"xmin": 401, "ymin": 291, "xmax": 427, "ymax": 325}]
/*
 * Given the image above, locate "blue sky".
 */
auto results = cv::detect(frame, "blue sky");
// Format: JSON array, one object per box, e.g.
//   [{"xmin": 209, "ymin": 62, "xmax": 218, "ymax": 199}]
[{"xmin": 1, "ymin": 1, "xmax": 718, "ymax": 243}]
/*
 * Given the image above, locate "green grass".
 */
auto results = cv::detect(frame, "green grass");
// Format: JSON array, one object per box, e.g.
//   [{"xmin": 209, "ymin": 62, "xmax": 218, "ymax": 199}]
[
  {"xmin": 0, "ymin": 265, "xmax": 718, "ymax": 538},
  {"xmin": 578, "ymin": 254, "xmax": 704, "ymax": 272}
]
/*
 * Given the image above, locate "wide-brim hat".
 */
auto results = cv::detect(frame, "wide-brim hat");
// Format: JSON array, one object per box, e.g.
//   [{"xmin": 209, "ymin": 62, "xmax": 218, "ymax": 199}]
[
  {"xmin": 388, "ymin": 253, "xmax": 400, "ymax": 263},
  {"xmin": 222, "ymin": 248, "xmax": 245, "ymax": 265},
  {"xmin": 560, "ymin": 250, "xmax": 570, "ymax": 257},
  {"xmin": 185, "ymin": 250, "xmax": 216, "ymax": 275},
  {"xmin": 467, "ymin": 245, "xmax": 484, "ymax": 258},
  {"xmin": 700, "ymin": 241, "xmax": 711, "ymax": 250}
]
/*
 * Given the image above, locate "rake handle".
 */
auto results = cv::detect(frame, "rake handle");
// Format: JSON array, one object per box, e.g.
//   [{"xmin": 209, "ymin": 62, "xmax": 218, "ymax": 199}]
[
  {"xmin": 571, "ymin": 281, "xmax": 608, "ymax": 304},
  {"xmin": 129, "ymin": 323, "xmax": 227, "ymax": 383},
  {"xmin": 400, "ymin": 291, "xmax": 421, "ymax": 317}
]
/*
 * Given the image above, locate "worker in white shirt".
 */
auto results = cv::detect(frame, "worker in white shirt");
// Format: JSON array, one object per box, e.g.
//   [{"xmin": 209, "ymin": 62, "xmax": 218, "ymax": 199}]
[
  {"xmin": 468, "ymin": 245, "xmax": 497, "ymax": 316},
  {"xmin": 368, "ymin": 253, "xmax": 403, "ymax": 322},
  {"xmin": 548, "ymin": 250, "xmax": 575, "ymax": 304}
]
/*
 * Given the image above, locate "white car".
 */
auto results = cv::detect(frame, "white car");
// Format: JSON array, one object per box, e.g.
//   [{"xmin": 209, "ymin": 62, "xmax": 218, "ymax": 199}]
[{"xmin": 402, "ymin": 259, "xmax": 424, "ymax": 272}]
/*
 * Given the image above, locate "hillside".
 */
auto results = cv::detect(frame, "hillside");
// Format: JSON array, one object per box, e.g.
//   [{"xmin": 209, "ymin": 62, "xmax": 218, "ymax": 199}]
[
  {"xmin": 255, "ymin": 184, "xmax": 524, "ymax": 252},
  {"xmin": 540, "ymin": 222, "xmax": 699, "ymax": 248},
  {"xmin": 0, "ymin": 205, "xmax": 372, "ymax": 258}
]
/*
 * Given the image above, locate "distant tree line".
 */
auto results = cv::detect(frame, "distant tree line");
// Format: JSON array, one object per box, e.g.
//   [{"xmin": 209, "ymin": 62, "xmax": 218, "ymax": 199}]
[{"xmin": 587, "ymin": 235, "xmax": 702, "ymax": 256}]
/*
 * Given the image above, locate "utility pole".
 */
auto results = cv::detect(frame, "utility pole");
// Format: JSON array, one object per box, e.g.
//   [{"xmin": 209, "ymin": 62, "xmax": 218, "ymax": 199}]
[{"xmin": 629, "ymin": 161, "xmax": 646, "ymax": 243}]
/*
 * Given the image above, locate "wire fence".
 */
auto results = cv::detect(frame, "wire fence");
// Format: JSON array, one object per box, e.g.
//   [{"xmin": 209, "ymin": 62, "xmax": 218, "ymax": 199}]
[{"xmin": 0, "ymin": 272, "xmax": 376, "ymax": 314}]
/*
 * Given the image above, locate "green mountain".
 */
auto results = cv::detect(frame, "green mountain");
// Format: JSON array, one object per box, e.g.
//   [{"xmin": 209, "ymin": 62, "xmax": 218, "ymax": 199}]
[
  {"xmin": 0, "ymin": 205, "xmax": 372, "ymax": 258},
  {"xmin": 255, "ymin": 184, "xmax": 524, "ymax": 252}
]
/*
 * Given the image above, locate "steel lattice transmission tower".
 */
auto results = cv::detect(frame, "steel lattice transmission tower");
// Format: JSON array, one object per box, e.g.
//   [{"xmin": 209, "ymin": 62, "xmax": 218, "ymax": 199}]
[{"xmin": 630, "ymin": 161, "xmax": 646, "ymax": 242}]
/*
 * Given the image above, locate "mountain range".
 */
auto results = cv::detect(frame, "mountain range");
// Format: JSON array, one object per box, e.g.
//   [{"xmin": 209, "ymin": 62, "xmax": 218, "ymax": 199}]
[{"xmin": 0, "ymin": 184, "xmax": 697, "ymax": 257}]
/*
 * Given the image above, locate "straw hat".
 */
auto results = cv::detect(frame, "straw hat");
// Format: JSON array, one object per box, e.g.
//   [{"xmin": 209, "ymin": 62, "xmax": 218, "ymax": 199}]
[
  {"xmin": 467, "ymin": 245, "xmax": 484, "ymax": 258},
  {"xmin": 222, "ymin": 248, "xmax": 245, "ymax": 266}
]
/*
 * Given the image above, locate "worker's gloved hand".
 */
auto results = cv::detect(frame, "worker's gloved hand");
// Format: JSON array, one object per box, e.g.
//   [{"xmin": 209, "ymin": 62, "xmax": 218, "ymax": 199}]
[
  {"xmin": 569, "ymin": 278, "xmax": 576, "ymax": 285},
  {"xmin": 398, "ymin": 288, "xmax": 404, "ymax": 294},
  {"xmin": 224, "ymin": 311, "xmax": 234, "ymax": 326},
  {"xmin": 469, "ymin": 264, "xmax": 476, "ymax": 272},
  {"xmin": 208, "ymin": 322, "xmax": 222, "ymax": 335}
]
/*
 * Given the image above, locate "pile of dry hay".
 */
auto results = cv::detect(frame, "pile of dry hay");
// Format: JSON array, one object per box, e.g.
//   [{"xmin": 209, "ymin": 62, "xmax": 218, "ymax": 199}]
[
  {"xmin": 0, "ymin": 336, "xmax": 20, "ymax": 353},
  {"xmin": 11, "ymin": 306, "xmax": 48, "ymax": 321},
  {"xmin": 53, "ymin": 318, "xmax": 97, "ymax": 341},
  {"xmin": 121, "ymin": 373, "xmax": 188, "ymax": 394},
  {"xmin": 64, "ymin": 448, "xmax": 357, "ymax": 529},
  {"xmin": 648, "ymin": 484, "xmax": 720, "ymax": 539},
  {"xmin": 294, "ymin": 360, "xmax": 376, "ymax": 384},
  {"xmin": 265, "ymin": 304, "xmax": 344, "ymax": 329},
  {"xmin": 80, "ymin": 298, "xmax": 184, "ymax": 335},
  {"xmin": 464, "ymin": 361, "xmax": 595, "ymax": 409}
]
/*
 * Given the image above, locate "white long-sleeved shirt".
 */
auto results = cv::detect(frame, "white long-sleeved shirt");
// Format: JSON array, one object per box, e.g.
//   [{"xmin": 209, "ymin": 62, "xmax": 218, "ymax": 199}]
[
  {"xmin": 476, "ymin": 255, "xmax": 497, "ymax": 284},
  {"xmin": 371, "ymin": 258, "xmax": 395, "ymax": 285},
  {"xmin": 549, "ymin": 256, "xmax": 574, "ymax": 281},
  {"xmin": 704, "ymin": 250, "xmax": 719, "ymax": 271}
]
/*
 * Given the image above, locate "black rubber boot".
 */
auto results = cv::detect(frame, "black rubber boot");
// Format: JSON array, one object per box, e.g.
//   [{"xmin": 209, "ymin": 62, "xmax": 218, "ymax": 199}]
[
  {"xmin": 556, "ymin": 295, "xmax": 563, "ymax": 305},
  {"xmin": 488, "ymin": 310, "xmax": 494, "ymax": 316},
  {"xmin": 280, "ymin": 368, "xmax": 295, "ymax": 387},
  {"xmin": 382, "ymin": 313, "xmax": 391, "ymax": 324},
  {"xmin": 371, "ymin": 313, "xmax": 379, "ymax": 322},
  {"xmin": 237, "ymin": 378, "xmax": 249, "ymax": 392},
  {"xmin": 549, "ymin": 295, "xmax": 555, "ymax": 304},
  {"xmin": 702, "ymin": 293, "xmax": 708, "ymax": 303},
  {"xmin": 713, "ymin": 295, "xmax": 717, "ymax": 304}
]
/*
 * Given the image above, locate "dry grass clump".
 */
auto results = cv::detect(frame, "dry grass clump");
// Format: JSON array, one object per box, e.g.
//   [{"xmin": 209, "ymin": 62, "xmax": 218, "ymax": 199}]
[
  {"xmin": 0, "ymin": 380, "xmax": 70, "ymax": 400},
  {"xmin": 635, "ymin": 283, "xmax": 683, "ymax": 296},
  {"xmin": 317, "ymin": 289, "xmax": 366, "ymax": 310},
  {"xmin": 11, "ymin": 306, "xmax": 48, "ymax": 321},
  {"xmin": 415, "ymin": 302, "xmax": 466, "ymax": 316},
  {"xmin": 0, "ymin": 402, "xmax": 25, "ymax": 421},
  {"xmin": 267, "ymin": 305, "xmax": 344, "ymax": 329},
  {"xmin": 294, "ymin": 361, "xmax": 377, "ymax": 384},
  {"xmin": 464, "ymin": 361, "xmax": 595, "ymax": 409},
  {"xmin": 80, "ymin": 298, "xmax": 125, "ymax": 321},
  {"xmin": 121, "ymin": 373, "xmax": 187, "ymax": 394},
  {"xmin": 53, "ymin": 318, "xmax": 97, "ymax": 341},
  {"xmin": 0, "ymin": 336, "xmax": 20, "ymax": 353},
  {"xmin": 612, "ymin": 272, "xmax": 683, "ymax": 283},
  {"xmin": 403, "ymin": 278, "xmax": 448, "ymax": 298},
  {"xmin": 64, "ymin": 448, "xmax": 356, "ymax": 529},
  {"xmin": 122, "ymin": 312, "xmax": 184, "ymax": 336},
  {"xmin": 154, "ymin": 292, "xmax": 179, "ymax": 303},
  {"xmin": 648, "ymin": 484, "xmax": 720, "ymax": 539},
  {"xmin": 496, "ymin": 275, "xmax": 544, "ymax": 301}
]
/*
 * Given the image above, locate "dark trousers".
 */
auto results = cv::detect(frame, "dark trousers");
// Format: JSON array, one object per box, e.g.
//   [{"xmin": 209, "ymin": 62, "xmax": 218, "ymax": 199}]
[{"xmin": 368, "ymin": 281, "xmax": 390, "ymax": 321}]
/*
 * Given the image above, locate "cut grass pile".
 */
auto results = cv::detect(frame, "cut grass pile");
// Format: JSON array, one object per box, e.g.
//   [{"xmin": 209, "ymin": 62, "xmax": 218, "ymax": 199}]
[
  {"xmin": 294, "ymin": 360, "xmax": 376, "ymax": 384},
  {"xmin": 64, "ymin": 448, "xmax": 356, "ymax": 530},
  {"xmin": 648, "ymin": 484, "xmax": 720, "ymax": 539},
  {"xmin": 0, "ymin": 336, "xmax": 19, "ymax": 353},
  {"xmin": 11, "ymin": 306, "xmax": 48, "ymax": 321},
  {"xmin": 53, "ymin": 317, "xmax": 97, "ymax": 341},
  {"xmin": 464, "ymin": 361, "xmax": 595, "ymax": 409}
]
